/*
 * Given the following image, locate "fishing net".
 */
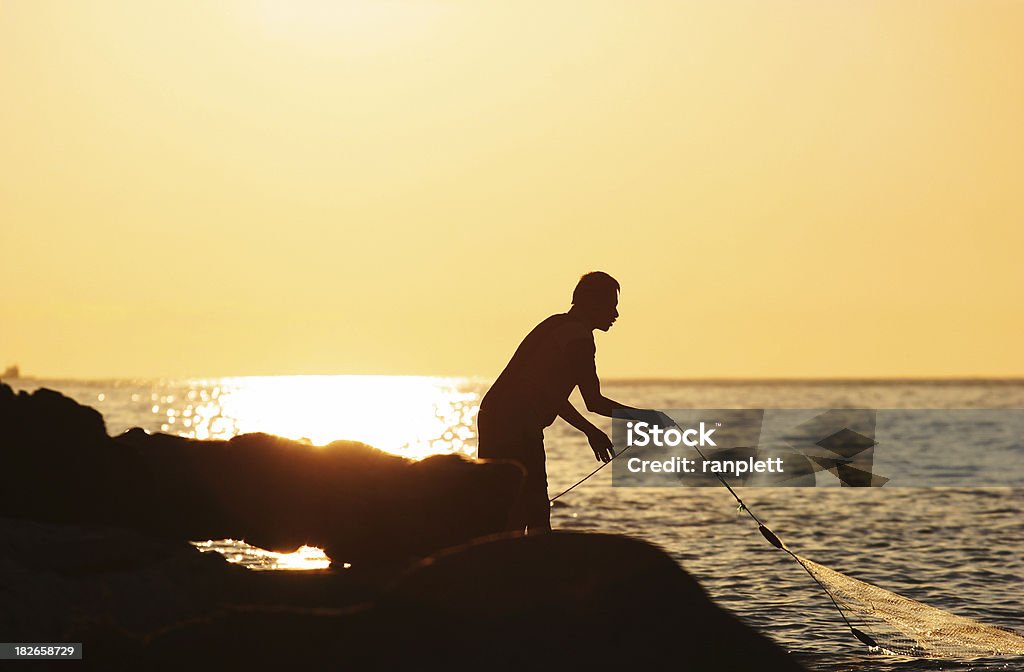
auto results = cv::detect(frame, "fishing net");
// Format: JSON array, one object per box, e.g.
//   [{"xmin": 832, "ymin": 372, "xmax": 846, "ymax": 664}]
[{"xmin": 793, "ymin": 554, "xmax": 1024, "ymax": 658}]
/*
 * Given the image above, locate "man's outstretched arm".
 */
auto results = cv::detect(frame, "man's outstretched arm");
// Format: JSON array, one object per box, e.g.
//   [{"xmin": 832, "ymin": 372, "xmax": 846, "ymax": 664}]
[
  {"xmin": 558, "ymin": 400, "xmax": 615, "ymax": 463},
  {"xmin": 578, "ymin": 368, "xmax": 668, "ymax": 425}
]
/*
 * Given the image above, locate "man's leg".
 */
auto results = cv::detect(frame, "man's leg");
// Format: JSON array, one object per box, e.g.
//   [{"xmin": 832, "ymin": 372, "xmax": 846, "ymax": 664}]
[
  {"xmin": 477, "ymin": 409, "xmax": 549, "ymax": 535},
  {"xmin": 522, "ymin": 479, "xmax": 552, "ymax": 535},
  {"xmin": 476, "ymin": 408, "xmax": 528, "ymax": 534},
  {"xmin": 519, "ymin": 442, "xmax": 551, "ymax": 535}
]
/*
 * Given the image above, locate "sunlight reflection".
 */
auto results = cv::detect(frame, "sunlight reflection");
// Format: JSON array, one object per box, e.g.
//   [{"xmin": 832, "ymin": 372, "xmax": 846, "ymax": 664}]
[
  {"xmin": 192, "ymin": 539, "xmax": 332, "ymax": 571},
  {"xmin": 164, "ymin": 375, "xmax": 482, "ymax": 460}
]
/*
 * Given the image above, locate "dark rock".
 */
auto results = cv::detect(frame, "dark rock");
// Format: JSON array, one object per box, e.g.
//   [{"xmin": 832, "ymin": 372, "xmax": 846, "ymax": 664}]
[
  {"xmin": 0, "ymin": 517, "xmax": 377, "ymax": 666},
  {"xmin": 374, "ymin": 531, "xmax": 807, "ymax": 671},
  {"xmin": 139, "ymin": 532, "xmax": 807, "ymax": 671},
  {"xmin": 0, "ymin": 386, "xmax": 152, "ymax": 530},
  {"xmin": 0, "ymin": 383, "xmax": 524, "ymax": 568},
  {"xmin": 112, "ymin": 430, "xmax": 525, "ymax": 568},
  {"xmin": 0, "ymin": 517, "xmax": 248, "ymax": 642}
]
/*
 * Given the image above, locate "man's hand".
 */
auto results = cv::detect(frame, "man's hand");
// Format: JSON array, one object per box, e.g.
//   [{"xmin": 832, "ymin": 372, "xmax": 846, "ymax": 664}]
[{"xmin": 587, "ymin": 429, "xmax": 615, "ymax": 464}]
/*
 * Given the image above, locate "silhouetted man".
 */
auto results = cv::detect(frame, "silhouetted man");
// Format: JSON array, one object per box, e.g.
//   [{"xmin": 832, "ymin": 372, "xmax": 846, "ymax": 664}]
[{"xmin": 477, "ymin": 271, "xmax": 667, "ymax": 534}]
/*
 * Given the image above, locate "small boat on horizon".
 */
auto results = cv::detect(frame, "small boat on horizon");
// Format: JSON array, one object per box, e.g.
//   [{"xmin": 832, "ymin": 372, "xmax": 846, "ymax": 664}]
[{"xmin": 2, "ymin": 364, "xmax": 20, "ymax": 380}]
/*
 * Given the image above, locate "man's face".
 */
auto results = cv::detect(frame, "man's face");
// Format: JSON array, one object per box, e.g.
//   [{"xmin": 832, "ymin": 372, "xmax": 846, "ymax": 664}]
[{"xmin": 592, "ymin": 293, "xmax": 619, "ymax": 332}]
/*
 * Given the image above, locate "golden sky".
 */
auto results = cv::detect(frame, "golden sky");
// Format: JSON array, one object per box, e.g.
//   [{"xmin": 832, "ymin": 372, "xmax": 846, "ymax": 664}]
[{"xmin": 2, "ymin": 1, "xmax": 1022, "ymax": 379}]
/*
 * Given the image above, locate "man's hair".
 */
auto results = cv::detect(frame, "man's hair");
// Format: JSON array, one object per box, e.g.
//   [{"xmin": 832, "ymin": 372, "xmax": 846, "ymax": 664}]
[{"xmin": 572, "ymin": 271, "xmax": 620, "ymax": 306}]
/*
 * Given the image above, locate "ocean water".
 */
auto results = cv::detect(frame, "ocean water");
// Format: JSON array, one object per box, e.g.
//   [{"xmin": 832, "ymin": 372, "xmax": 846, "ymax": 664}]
[{"xmin": 7, "ymin": 376, "xmax": 1023, "ymax": 672}]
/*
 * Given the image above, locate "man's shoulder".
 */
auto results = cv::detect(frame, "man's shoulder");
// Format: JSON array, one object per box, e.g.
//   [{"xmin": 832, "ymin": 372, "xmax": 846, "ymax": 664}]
[{"xmin": 536, "ymin": 313, "xmax": 594, "ymax": 350}]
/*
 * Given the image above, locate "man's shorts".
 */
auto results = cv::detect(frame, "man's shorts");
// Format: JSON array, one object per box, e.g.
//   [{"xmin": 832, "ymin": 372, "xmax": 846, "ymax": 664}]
[{"xmin": 476, "ymin": 407, "xmax": 550, "ymax": 533}]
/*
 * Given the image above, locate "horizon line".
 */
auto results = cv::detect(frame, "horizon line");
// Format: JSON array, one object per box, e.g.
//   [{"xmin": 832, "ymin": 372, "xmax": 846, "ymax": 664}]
[{"xmin": 3, "ymin": 374, "xmax": 1024, "ymax": 385}]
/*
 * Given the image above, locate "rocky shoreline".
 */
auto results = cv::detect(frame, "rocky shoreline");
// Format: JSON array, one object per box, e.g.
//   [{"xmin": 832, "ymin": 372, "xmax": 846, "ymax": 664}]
[{"xmin": 0, "ymin": 384, "xmax": 805, "ymax": 670}]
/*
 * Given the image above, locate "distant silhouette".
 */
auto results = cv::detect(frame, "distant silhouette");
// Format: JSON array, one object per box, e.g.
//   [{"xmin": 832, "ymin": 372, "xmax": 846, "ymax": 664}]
[{"xmin": 478, "ymin": 272, "xmax": 667, "ymax": 534}]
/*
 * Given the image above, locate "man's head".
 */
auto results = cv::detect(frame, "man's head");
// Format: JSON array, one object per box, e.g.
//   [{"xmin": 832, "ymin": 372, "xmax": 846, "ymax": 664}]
[{"xmin": 572, "ymin": 271, "xmax": 620, "ymax": 331}]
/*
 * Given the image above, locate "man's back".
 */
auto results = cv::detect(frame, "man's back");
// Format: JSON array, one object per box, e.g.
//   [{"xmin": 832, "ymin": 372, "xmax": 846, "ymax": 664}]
[{"xmin": 481, "ymin": 313, "xmax": 595, "ymax": 429}]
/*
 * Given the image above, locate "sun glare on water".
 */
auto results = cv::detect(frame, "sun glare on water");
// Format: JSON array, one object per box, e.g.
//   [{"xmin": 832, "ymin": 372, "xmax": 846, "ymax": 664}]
[
  {"xmin": 192, "ymin": 539, "xmax": 334, "ymax": 571},
  {"xmin": 169, "ymin": 375, "xmax": 481, "ymax": 460}
]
